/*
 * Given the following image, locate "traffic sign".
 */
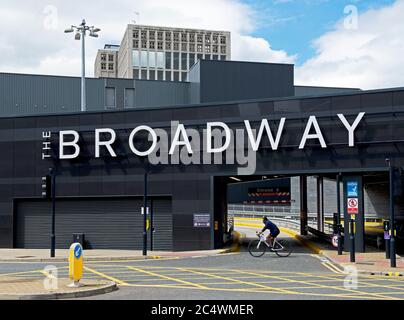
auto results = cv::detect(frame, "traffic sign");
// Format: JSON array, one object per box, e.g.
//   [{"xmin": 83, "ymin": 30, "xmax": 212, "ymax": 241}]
[
  {"xmin": 347, "ymin": 181, "xmax": 358, "ymax": 197},
  {"xmin": 332, "ymin": 235, "xmax": 339, "ymax": 248},
  {"xmin": 347, "ymin": 198, "xmax": 359, "ymax": 214},
  {"xmin": 68, "ymin": 242, "xmax": 83, "ymax": 287}
]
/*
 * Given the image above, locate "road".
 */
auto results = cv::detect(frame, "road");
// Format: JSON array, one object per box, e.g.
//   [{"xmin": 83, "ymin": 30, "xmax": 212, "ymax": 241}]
[{"xmin": 1, "ymin": 228, "xmax": 404, "ymax": 300}]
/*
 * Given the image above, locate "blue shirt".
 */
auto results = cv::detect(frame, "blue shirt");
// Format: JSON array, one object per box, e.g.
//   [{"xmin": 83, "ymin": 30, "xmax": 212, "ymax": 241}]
[{"xmin": 262, "ymin": 220, "xmax": 279, "ymax": 234}]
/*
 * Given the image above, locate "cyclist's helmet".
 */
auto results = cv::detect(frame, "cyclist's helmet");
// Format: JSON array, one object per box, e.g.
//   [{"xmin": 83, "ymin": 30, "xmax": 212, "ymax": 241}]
[{"xmin": 263, "ymin": 216, "xmax": 268, "ymax": 222}]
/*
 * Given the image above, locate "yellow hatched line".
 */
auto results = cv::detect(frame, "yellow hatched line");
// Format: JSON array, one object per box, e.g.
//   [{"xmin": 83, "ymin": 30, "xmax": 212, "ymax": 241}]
[
  {"xmin": 176, "ymin": 267, "xmax": 297, "ymax": 295},
  {"xmin": 126, "ymin": 266, "xmax": 208, "ymax": 289},
  {"xmin": 83, "ymin": 266, "xmax": 129, "ymax": 286},
  {"xmin": 300, "ymin": 271, "xmax": 404, "ymax": 296},
  {"xmin": 237, "ymin": 269, "xmax": 398, "ymax": 300}
]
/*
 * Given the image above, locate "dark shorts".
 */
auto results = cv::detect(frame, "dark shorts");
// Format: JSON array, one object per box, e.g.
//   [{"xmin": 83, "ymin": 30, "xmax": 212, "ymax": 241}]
[{"xmin": 271, "ymin": 229, "xmax": 280, "ymax": 238}]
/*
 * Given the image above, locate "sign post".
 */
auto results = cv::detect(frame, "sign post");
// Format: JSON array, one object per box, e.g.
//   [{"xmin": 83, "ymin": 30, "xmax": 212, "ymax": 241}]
[{"xmin": 68, "ymin": 242, "xmax": 83, "ymax": 287}]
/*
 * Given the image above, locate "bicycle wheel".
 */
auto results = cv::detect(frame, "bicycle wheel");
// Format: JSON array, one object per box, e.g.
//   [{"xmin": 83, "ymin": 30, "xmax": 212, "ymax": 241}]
[
  {"xmin": 248, "ymin": 239, "xmax": 267, "ymax": 257},
  {"xmin": 274, "ymin": 239, "xmax": 292, "ymax": 257}
]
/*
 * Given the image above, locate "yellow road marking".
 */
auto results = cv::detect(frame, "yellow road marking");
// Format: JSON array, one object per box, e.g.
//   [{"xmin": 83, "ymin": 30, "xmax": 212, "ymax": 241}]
[
  {"xmin": 176, "ymin": 267, "xmax": 298, "ymax": 295},
  {"xmin": 322, "ymin": 261, "xmax": 344, "ymax": 274},
  {"xmin": 83, "ymin": 266, "xmax": 129, "ymax": 286},
  {"xmin": 237, "ymin": 269, "xmax": 398, "ymax": 300},
  {"xmin": 127, "ymin": 266, "xmax": 208, "ymax": 289}
]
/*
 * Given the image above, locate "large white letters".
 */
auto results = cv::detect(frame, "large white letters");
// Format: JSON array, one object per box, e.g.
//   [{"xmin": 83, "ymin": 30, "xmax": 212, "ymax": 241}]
[
  {"xmin": 95, "ymin": 128, "xmax": 117, "ymax": 158},
  {"xmin": 299, "ymin": 116, "xmax": 327, "ymax": 149},
  {"xmin": 244, "ymin": 118, "xmax": 286, "ymax": 151},
  {"xmin": 169, "ymin": 123, "xmax": 193, "ymax": 155},
  {"xmin": 207, "ymin": 122, "xmax": 231, "ymax": 153},
  {"xmin": 338, "ymin": 112, "xmax": 365, "ymax": 147},
  {"xmin": 59, "ymin": 130, "xmax": 80, "ymax": 159},
  {"xmin": 129, "ymin": 126, "xmax": 157, "ymax": 156}
]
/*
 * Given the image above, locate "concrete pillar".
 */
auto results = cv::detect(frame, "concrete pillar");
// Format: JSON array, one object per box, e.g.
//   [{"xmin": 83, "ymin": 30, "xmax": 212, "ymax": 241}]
[{"xmin": 300, "ymin": 175, "xmax": 308, "ymax": 235}]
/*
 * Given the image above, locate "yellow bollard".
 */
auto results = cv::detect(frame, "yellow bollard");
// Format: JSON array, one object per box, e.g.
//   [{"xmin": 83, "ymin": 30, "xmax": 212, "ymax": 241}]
[{"xmin": 68, "ymin": 242, "xmax": 83, "ymax": 287}]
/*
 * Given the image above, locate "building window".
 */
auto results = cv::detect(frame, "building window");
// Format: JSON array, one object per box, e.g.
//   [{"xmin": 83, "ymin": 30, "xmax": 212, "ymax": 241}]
[
  {"xmin": 220, "ymin": 55, "xmax": 226, "ymax": 60},
  {"xmin": 141, "ymin": 30, "xmax": 147, "ymax": 39},
  {"xmin": 197, "ymin": 54, "xmax": 203, "ymax": 62},
  {"xmin": 173, "ymin": 32, "xmax": 179, "ymax": 42},
  {"xmin": 133, "ymin": 69, "xmax": 140, "ymax": 79},
  {"xmin": 149, "ymin": 51, "xmax": 156, "ymax": 68},
  {"xmin": 141, "ymin": 69, "xmax": 147, "ymax": 80},
  {"xmin": 205, "ymin": 34, "xmax": 211, "ymax": 43},
  {"xmin": 149, "ymin": 41, "xmax": 155, "ymax": 49},
  {"xmin": 197, "ymin": 44, "xmax": 203, "ymax": 52},
  {"xmin": 149, "ymin": 70, "xmax": 155, "ymax": 80},
  {"xmin": 173, "ymin": 42, "xmax": 179, "ymax": 51},
  {"xmin": 205, "ymin": 45, "xmax": 211, "ymax": 53},
  {"xmin": 189, "ymin": 44, "xmax": 195, "ymax": 52},
  {"xmin": 132, "ymin": 50, "xmax": 140, "ymax": 67},
  {"xmin": 181, "ymin": 53, "xmax": 187, "ymax": 70},
  {"xmin": 220, "ymin": 46, "xmax": 226, "ymax": 54},
  {"xmin": 213, "ymin": 45, "xmax": 218, "ymax": 53},
  {"xmin": 157, "ymin": 70, "xmax": 163, "ymax": 80},
  {"xmin": 157, "ymin": 41, "xmax": 163, "ymax": 50},
  {"xmin": 141, "ymin": 40, "xmax": 147, "ymax": 49},
  {"xmin": 212, "ymin": 55, "xmax": 218, "ymax": 60},
  {"xmin": 133, "ymin": 30, "xmax": 139, "ymax": 38},
  {"xmin": 108, "ymin": 63, "xmax": 114, "ymax": 70},
  {"xmin": 173, "ymin": 52, "xmax": 179, "ymax": 69},
  {"xmin": 189, "ymin": 53, "xmax": 195, "ymax": 66},
  {"xmin": 133, "ymin": 40, "xmax": 139, "ymax": 48},
  {"xmin": 213, "ymin": 35, "xmax": 218, "ymax": 44},
  {"xmin": 197, "ymin": 34, "xmax": 203, "ymax": 43},
  {"xmin": 165, "ymin": 52, "xmax": 172, "ymax": 69},
  {"xmin": 165, "ymin": 71, "xmax": 171, "ymax": 81},
  {"xmin": 140, "ymin": 50, "xmax": 148, "ymax": 68},
  {"xmin": 101, "ymin": 62, "xmax": 106, "ymax": 70},
  {"xmin": 149, "ymin": 31, "xmax": 155, "ymax": 40},
  {"xmin": 157, "ymin": 51, "xmax": 164, "ymax": 69},
  {"xmin": 173, "ymin": 71, "xmax": 179, "ymax": 81},
  {"xmin": 101, "ymin": 54, "xmax": 107, "ymax": 61},
  {"xmin": 181, "ymin": 32, "xmax": 187, "ymax": 42},
  {"xmin": 181, "ymin": 43, "xmax": 187, "ymax": 51},
  {"xmin": 189, "ymin": 33, "xmax": 195, "ymax": 43},
  {"xmin": 108, "ymin": 55, "xmax": 114, "ymax": 62},
  {"xmin": 181, "ymin": 72, "xmax": 187, "ymax": 82},
  {"xmin": 165, "ymin": 42, "xmax": 171, "ymax": 50},
  {"xmin": 220, "ymin": 36, "xmax": 226, "ymax": 44},
  {"xmin": 165, "ymin": 31, "xmax": 171, "ymax": 41},
  {"xmin": 157, "ymin": 31, "xmax": 163, "ymax": 40}
]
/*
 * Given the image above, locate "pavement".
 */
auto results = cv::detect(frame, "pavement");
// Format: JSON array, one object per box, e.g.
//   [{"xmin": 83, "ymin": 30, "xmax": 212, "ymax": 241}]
[
  {"xmin": 0, "ymin": 276, "xmax": 116, "ymax": 300},
  {"xmin": 0, "ymin": 248, "xmax": 231, "ymax": 263}
]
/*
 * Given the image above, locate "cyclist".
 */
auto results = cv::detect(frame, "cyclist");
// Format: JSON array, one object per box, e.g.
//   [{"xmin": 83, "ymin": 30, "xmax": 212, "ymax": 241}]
[{"xmin": 258, "ymin": 216, "xmax": 280, "ymax": 247}]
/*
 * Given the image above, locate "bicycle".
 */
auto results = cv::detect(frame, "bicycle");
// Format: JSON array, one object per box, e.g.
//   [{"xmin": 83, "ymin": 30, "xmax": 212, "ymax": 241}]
[{"xmin": 248, "ymin": 232, "xmax": 292, "ymax": 257}]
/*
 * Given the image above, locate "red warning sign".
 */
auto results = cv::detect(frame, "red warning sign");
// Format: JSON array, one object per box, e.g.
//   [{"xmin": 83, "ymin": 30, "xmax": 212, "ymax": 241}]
[{"xmin": 347, "ymin": 198, "xmax": 359, "ymax": 214}]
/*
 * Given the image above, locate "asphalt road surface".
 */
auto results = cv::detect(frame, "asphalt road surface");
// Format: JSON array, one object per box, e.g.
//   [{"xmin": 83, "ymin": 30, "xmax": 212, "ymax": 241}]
[{"xmin": 1, "ymin": 228, "xmax": 404, "ymax": 300}]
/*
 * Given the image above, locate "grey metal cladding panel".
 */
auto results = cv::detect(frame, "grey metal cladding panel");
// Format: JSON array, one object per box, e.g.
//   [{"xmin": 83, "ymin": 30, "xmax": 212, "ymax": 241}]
[
  {"xmin": 0, "ymin": 73, "xmax": 80, "ymax": 115},
  {"xmin": 134, "ymin": 80, "xmax": 190, "ymax": 108},
  {"xmin": 0, "ymin": 74, "xmax": 106, "ymax": 115},
  {"xmin": 199, "ymin": 61, "xmax": 294, "ymax": 103},
  {"xmin": 15, "ymin": 198, "xmax": 173, "ymax": 250},
  {"xmin": 294, "ymin": 86, "xmax": 361, "ymax": 97}
]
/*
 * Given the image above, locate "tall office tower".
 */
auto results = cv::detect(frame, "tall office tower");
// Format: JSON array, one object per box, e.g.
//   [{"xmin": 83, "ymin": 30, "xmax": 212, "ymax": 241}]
[{"xmin": 94, "ymin": 25, "xmax": 231, "ymax": 81}]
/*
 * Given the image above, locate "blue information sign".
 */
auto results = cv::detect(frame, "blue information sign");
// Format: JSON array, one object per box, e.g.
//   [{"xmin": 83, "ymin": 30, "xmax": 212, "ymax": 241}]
[
  {"xmin": 74, "ymin": 245, "xmax": 82, "ymax": 259},
  {"xmin": 347, "ymin": 181, "xmax": 358, "ymax": 197}
]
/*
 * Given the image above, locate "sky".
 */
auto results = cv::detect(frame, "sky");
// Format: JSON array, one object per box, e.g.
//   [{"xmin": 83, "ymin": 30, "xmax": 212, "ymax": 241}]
[{"xmin": 0, "ymin": 0, "xmax": 403, "ymax": 90}]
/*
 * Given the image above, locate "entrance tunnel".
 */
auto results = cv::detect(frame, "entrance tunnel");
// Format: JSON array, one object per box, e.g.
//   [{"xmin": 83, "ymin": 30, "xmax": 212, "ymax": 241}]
[{"xmin": 213, "ymin": 172, "xmax": 404, "ymax": 254}]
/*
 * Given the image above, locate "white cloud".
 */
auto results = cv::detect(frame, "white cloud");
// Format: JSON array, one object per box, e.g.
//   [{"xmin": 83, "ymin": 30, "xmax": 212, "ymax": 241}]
[
  {"xmin": 0, "ymin": 0, "xmax": 295, "ymax": 77},
  {"xmin": 296, "ymin": 0, "xmax": 404, "ymax": 89}
]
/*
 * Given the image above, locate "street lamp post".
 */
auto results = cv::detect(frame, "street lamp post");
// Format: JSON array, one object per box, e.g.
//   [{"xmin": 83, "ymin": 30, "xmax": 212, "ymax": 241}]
[{"xmin": 64, "ymin": 19, "xmax": 100, "ymax": 112}]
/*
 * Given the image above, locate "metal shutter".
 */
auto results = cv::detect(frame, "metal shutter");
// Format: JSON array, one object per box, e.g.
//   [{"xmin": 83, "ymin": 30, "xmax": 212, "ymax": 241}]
[{"xmin": 15, "ymin": 197, "xmax": 172, "ymax": 250}]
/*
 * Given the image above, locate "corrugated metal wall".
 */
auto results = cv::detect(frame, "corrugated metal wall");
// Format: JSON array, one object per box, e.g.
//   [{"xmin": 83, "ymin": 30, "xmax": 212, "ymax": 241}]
[
  {"xmin": 134, "ymin": 79, "xmax": 190, "ymax": 108},
  {"xmin": 15, "ymin": 197, "xmax": 172, "ymax": 250},
  {"xmin": 0, "ymin": 73, "xmax": 105, "ymax": 115}
]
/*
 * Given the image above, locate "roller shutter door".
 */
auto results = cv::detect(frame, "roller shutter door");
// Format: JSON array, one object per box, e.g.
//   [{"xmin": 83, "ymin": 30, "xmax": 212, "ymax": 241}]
[{"xmin": 15, "ymin": 197, "xmax": 172, "ymax": 250}]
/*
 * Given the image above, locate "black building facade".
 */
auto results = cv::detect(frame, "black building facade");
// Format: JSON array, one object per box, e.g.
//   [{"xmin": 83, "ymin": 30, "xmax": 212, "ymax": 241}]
[{"xmin": 1, "ymin": 86, "xmax": 404, "ymax": 251}]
